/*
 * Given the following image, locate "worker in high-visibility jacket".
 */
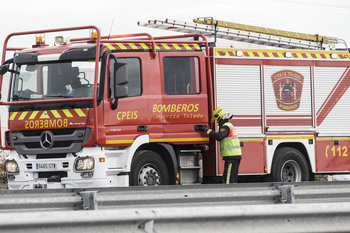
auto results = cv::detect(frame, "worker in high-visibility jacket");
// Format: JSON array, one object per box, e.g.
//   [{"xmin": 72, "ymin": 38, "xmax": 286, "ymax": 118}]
[{"xmin": 201, "ymin": 107, "xmax": 242, "ymax": 183}]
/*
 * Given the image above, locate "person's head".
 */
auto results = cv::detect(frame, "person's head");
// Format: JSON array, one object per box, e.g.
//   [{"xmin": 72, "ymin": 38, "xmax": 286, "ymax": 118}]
[{"xmin": 212, "ymin": 107, "xmax": 226, "ymax": 123}]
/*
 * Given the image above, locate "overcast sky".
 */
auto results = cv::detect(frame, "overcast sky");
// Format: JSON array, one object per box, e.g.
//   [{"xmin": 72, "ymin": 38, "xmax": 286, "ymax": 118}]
[{"xmin": 1, "ymin": 0, "xmax": 349, "ymax": 52}]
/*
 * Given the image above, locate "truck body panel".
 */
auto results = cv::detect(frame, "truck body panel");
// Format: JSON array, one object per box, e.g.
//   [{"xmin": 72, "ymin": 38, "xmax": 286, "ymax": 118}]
[{"xmin": 2, "ymin": 23, "xmax": 350, "ymax": 189}]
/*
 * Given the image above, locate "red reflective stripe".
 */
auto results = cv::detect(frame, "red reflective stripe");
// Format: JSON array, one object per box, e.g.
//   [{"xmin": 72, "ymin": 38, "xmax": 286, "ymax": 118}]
[{"xmin": 224, "ymin": 123, "xmax": 238, "ymax": 137}]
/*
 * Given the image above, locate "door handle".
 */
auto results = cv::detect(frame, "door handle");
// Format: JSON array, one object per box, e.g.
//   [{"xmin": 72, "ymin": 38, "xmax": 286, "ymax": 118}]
[
  {"xmin": 137, "ymin": 125, "xmax": 148, "ymax": 132},
  {"xmin": 194, "ymin": 125, "xmax": 207, "ymax": 132}
]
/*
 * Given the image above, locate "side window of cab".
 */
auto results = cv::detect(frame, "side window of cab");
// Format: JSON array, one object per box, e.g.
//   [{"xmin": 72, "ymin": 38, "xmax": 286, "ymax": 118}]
[{"xmin": 163, "ymin": 57, "xmax": 200, "ymax": 95}]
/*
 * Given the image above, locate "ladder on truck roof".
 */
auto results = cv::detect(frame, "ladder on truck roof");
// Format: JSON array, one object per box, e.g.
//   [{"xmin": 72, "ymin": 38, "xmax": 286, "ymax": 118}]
[{"xmin": 138, "ymin": 17, "xmax": 346, "ymax": 50}]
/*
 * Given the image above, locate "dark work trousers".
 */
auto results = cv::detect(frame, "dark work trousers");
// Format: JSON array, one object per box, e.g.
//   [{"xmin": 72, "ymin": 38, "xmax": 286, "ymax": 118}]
[{"xmin": 222, "ymin": 156, "xmax": 241, "ymax": 184}]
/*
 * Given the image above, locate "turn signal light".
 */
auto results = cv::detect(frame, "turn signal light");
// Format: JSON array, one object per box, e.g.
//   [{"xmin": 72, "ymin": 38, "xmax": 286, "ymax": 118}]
[{"xmin": 99, "ymin": 157, "xmax": 105, "ymax": 163}]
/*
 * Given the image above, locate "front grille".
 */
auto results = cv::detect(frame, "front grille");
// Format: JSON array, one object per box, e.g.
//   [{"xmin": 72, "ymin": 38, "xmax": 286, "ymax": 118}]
[
  {"xmin": 22, "ymin": 128, "xmax": 76, "ymax": 137},
  {"xmin": 36, "ymin": 154, "xmax": 67, "ymax": 159},
  {"xmin": 9, "ymin": 128, "xmax": 90, "ymax": 155}
]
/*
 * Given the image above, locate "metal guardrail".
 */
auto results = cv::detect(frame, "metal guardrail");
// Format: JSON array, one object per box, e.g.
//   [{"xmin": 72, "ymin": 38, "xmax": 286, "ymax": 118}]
[
  {"xmin": 2, "ymin": 202, "xmax": 350, "ymax": 233},
  {"xmin": 1, "ymin": 181, "xmax": 350, "ymax": 232},
  {"xmin": 2, "ymin": 181, "xmax": 350, "ymax": 212},
  {"xmin": 0, "ymin": 182, "xmax": 288, "ymax": 212}
]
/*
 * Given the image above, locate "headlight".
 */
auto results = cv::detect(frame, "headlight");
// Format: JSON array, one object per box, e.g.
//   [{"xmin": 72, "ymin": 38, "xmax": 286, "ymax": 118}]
[
  {"xmin": 5, "ymin": 160, "xmax": 19, "ymax": 174},
  {"xmin": 74, "ymin": 156, "xmax": 94, "ymax": 171}
]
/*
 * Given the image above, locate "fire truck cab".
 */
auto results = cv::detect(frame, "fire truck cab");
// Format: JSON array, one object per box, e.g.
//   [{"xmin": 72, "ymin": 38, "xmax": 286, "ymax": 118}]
[{"xmin": 2, "ymin": 27, "xmax": 210, "ymax": 189}]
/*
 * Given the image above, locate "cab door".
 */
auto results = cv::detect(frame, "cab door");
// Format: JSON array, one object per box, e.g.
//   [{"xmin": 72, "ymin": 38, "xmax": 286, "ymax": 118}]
[
  {"xmin": 103, "ymin": 52, "xmax": 161, "ymax": 146},
  {"xmin": 155, "ymin": 52, "xmax": 209, "ymax": 144}
]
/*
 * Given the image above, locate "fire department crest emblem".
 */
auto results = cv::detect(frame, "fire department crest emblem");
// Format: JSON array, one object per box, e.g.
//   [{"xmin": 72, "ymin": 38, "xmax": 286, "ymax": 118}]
[{"xmin": 271, "ymin": 70, "xmax": 304, "ymax": 111}]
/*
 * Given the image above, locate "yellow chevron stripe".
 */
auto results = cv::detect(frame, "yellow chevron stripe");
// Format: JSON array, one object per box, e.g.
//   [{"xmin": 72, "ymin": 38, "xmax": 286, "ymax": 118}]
[
  {"xmin": 51, "ymin": 110, "xmax": 61, "ymax": 118},
  {"xmin": 247, "ymin": 52, "xmax": 254, "ymax": 57},
  {"xmin": 161, "ymin": 43, "xmax": 171, "ymax": 50},
  {"xmin": 315, "ymin": 53, "xmax": 323, "ymax": 59},
  {"xmin": 29, "ymin": 111, "xmax": 39, "ymax": 120},
  {"xmin": 39, "ymin": 112, "xmax": 50, "ymax": 119},
  {"xmin": 10, "ymin": 112, "xmax": 17, "ymax": 121},
  {"xmin": 128, "ymin": 43, "xmax": 138, "ymax": 49},
  {"xmin": 116, "ymin": 43, "xmax": 127, "ymax": 50},
  {"xmin": 193, "ymin": 44, "xmax": 201, "ymax": 50},
  {"xmin": 257, "ymin": 52, "xmax": 264, "ymax": 57},
  {"xmin": 172, "ymin": 43, "xmax": 181, "ymax": 50},
  {"xmin": 267, "ymin": 52, "xmax": 274, "ymax": 57},
  {"xmin": 18, "ymin": 112, "xmax": 28, "ymax": 120},
  {"xmin": 139, "ymin": 43, "xmax": 149, "ymax": 49},
  {"xmin": 62, "ymin": 109, "xmax": 73, "ymax": 118},
  {"xmin": 104, "ymin": 42, "xmax": 201, "ymax": 51},
  {"xmin": 296, "ymin": 53, "xmax": 304, "ymax": 59},
  {"xmin": 74, "ymin": 108, "xmax": 86, "ymax": 117},
  {"xmin": 104, "ymin": 43, "xmax": 116, "ymax": 50},
  {"xmin": 214, "ymin": 48, "xmax": 350, "ymax": 60},
  {"xmin": 183, "ymin": 44, "xmax": 192, "ymax": 50}
]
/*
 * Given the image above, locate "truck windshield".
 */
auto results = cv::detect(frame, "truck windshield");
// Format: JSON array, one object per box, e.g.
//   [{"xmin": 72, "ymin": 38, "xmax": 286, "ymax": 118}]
[{"xmin": 10, "ymin": 60, "xmax": 99, "ymax": 101}]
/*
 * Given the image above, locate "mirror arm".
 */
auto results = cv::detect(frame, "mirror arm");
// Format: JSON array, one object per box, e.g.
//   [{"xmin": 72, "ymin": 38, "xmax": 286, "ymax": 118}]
[{"xmin": 111, "ymin": 98, "xmax": 118, "ymax": 110}]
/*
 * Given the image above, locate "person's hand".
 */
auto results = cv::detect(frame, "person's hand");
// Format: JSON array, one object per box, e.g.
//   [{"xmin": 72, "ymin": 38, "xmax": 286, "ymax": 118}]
[{"xmin": 198, "ymin": 125, "xmax": 210, "ymax": 133}]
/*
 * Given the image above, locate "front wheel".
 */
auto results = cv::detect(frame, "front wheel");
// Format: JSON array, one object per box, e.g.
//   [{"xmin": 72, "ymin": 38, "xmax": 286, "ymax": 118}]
[
  {"xmin": 271, "ymin": 147, "xmax": 310, "ymax": 182},
  {"xmin": 129, "ymin": 150, "xmax": 169, "ymax": 186}
]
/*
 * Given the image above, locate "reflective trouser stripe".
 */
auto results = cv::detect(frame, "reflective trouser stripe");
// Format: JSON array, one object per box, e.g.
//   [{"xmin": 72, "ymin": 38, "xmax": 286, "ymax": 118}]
[
  {"xmin": 221, "ymin": 145, "xmax": 241, "ymax": 151},
  {"xmin": 226, "ymin": 163, "xmax": 232, "ymax": 184}
]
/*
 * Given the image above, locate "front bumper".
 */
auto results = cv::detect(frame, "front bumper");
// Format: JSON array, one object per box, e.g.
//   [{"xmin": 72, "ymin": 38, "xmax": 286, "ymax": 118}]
[{"xmin": 6, "ymin": 147, "xmax": 128, "ymax": 190}]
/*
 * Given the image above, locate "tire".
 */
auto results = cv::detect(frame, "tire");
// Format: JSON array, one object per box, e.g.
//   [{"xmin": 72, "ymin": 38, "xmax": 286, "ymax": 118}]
[
  {"xmin": 129, "ymin": 150, "xmax": 169, "ymax": 186},
  {"xmin": 271, "ymin": 147, "xmax": 310, "ymax": 182}
]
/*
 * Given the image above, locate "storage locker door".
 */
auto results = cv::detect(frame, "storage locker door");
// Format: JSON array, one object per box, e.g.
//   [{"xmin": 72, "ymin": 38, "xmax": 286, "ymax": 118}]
[
  {"xmin": 264, "ymin": 66, "xmax": 312, "ymax": 130},
  {"xmin": 216, "ymin": 64, "xmax": 262, "ymax": 136}
]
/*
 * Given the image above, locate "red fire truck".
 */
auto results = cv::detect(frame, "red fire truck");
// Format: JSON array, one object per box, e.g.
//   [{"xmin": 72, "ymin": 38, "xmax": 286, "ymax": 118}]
[{"xmin": 2, "ymin": 18, "xmax": 350, "ymax": 189}]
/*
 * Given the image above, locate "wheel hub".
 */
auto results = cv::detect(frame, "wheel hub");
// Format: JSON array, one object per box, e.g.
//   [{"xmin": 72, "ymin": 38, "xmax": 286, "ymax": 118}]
[
  {"xmin": 281, "ymin": 160, "xmax": 302, "ymax": 182},
  {"xmin": 138, "ymin": 165, "xmax": 160, "ymax": 186}
]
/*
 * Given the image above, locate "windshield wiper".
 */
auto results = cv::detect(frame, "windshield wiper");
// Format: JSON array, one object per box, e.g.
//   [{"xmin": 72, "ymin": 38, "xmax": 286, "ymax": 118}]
[
  {"xmin": 45, "ymin": 94, "xmax": 72, "ymax": 98},
  {"xmin": 11, "ymin": 95, "xmax": 30, "ymax": 101}
]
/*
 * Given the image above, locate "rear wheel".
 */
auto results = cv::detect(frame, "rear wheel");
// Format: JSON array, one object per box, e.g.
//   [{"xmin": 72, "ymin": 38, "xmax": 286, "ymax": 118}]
[
  {"xmin": 271, "ymin": 147, "xmax": 310, "ymax": 182},
  {"xmin": 129, "ymin": 150, "xmax": 169, "ymax": 186}
]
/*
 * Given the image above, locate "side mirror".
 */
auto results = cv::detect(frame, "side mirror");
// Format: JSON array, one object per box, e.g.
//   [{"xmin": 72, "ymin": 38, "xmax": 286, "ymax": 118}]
[
  {"xmin": 0, "ymin": 64, "xmax": 9, "ymax": 75},
  {"xmin": 0, "ymin": 58, "xmax": 14, "ymax": 75},
  {"xmin": 114, "ymin": 63, "xmax": 128, "ymax": 85},
  {"xmin": 115, "ymin": 86, "xmax": 128, "ymax": 98},
  {"xmin": 114, "ymin": 62, "xmax": 128, "ymax": 98}
]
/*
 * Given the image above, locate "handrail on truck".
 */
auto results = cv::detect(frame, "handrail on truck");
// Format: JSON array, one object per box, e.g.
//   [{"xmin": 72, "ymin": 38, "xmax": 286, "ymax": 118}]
[{"xmin": 0, "ymin": 26, "xmax": 101, "ymax": 150}]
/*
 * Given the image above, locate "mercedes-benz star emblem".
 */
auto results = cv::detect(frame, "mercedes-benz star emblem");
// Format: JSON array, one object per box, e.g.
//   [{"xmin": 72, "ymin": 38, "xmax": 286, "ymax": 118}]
[{"xmin": 40, "ymin": 131, "xmax": 54, "ymax": 149}]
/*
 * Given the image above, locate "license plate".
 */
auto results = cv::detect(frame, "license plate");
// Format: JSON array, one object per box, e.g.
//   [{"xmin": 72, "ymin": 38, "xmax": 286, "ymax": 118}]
[{"xmin": 36, "ymin": 163, "xmax": 57, "ymax": 170}]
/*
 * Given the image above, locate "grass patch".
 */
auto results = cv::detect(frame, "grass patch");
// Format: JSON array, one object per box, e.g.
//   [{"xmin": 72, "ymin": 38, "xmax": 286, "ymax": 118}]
[{"xmin": 0, "ymin": 159, "xmax": 7, "ymax": 189}]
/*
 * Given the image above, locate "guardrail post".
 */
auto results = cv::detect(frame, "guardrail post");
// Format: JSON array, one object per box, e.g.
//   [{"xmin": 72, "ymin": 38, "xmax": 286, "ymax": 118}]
[
  {"xmin": 80, "ymin": 191, "xmax": 98, "ymax": 210},
  {"xmin": 138, "ymin": 220, "xmax": 154, "ymax": 233},
  {"xmin": 278, "ymin": 185, "xmax": 295, "ymax": 204}
]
